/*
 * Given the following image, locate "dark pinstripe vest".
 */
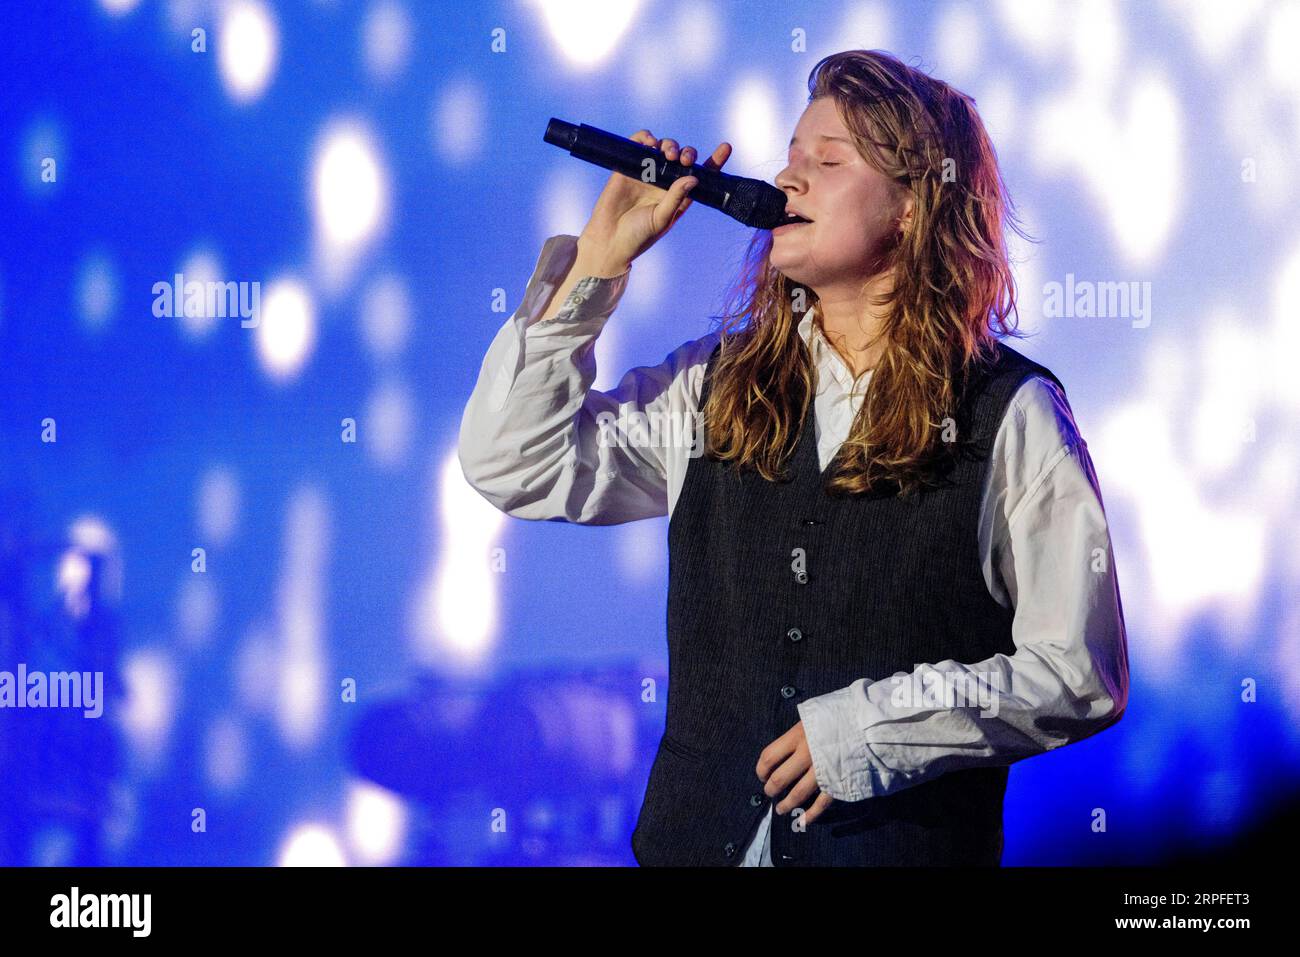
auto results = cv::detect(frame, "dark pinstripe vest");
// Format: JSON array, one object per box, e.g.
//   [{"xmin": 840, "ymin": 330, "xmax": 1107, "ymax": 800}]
[{"xmin": 631, "ymin": 338, "xmax": 1066, "ymax": 866}]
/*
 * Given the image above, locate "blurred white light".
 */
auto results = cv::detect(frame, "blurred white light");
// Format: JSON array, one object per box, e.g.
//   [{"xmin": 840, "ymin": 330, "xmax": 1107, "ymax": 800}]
[
  {"xmin": 280, "ymin": 616, "xmax": 325, "ymax": 750},
  {"xmin": 1006, "ymin": 205, "xmax": 1043, "ymax": 333},
  {"xmin": 360, "ymin": 273, "xmax": 412, "ymax": 360},
  {"xmin": 1113, "ymin": 75, "xmax": 1182, "ymax": 264},
  {"xmin": 235, "ymin": 625, "xmax": 279, "ymax": 714},
  {"xmin": 1258, "ymin": 438, "xmax": 1300, "ymax": 506},
  {"xmin": 1068, "ymin": 0, "xmax": 1122, "ymax": 90},
  {"xmin": 624, "ymin": 3, "xmax": 717, "ymax": 102},
  {"xmin": 409, "ymin": 451, "xmax": 505, "ymax": 671},
  {"xmin": 1189, "ymin": 318, "xmax": 1261, "ymax": 479},
  {"xmin": 540, "ymin": 168, "xmax": 594, "ymax": 243},
  {"xmin": 56, "ymin": 551, "xmax": 93, "ymax": 620},
  {"xmin": 69, "ymin": 514, "xmax": 119, "ymax": 552},
  {"xmin": 671, "ymin": 1, "xmax": 719, "ymax": 74},
  {"xmin": 278, "ymin": 824, "xmax": 347, "ymax": 866},
  {"xmin": 120, "ymin": 650, "xmax": 179, "ymax": 767},
  {"xmin": 176, "ymin": 574, "xmax": 219, "ymax": 649},
  {"xmin": 1168, "ymin": 0, "xmax": 1266, "ymax": 65},
  {"xmin": 1271, "ymin": 242, "xmax": 1300, "ymax": 411},
  {"xmin": 275, "ymin": 487, "xmax": 330, "ymax": 750},
  {"xmin": 77, "ymin": 252, "xmax": 118, "ymax": 331},
  {"xmin": 431, "ymin": 78, "xmax": 485, "ymax": 166},
  {"xmin": 535, "ymin": 0, "xmax": 640, "ymax": 70},
  {"xmin": 1265, "ymin": 0, "xmax": 1300, "ymax": 93},
  {"xmin": 616, "ymin": 519, "xmax": 665, "ymax": 584},
  {"xmin": 345, "ymin": 780, "xmax": 408, "ymax": 865},
  {"xmin": 1092, "ymin": 400, "xmax": 1169, "ymax": 499},
  {"xmin": 364, "ymin": 378, "xmax": 414, "ymax": 469},
  {"xmin": 363, "ymin": 0, "xmax": 413, "ymax": 82},
  {"xmin": 933, "ymin": 3, "xmax": 983, "ymax": 81},
  {"xmin": 620, "ymin": 238, "xmax": 666, "ymax": 316},
  {"xmin": 971, "ymin": 76, "xmax": 1016, "ymax": 148},
  {"xmin": 832, "ymin": 1, "xmax": 893, "ymax": 56},
  {"xmin": 1093, "ymin": 388, "xmax": 1269, "ymax": 657},
  {"xmin": 256, "ymin": 278, "xmax": 316, "ymax": 382},
  {"xmin": 1220, "ymin": 77, "xmax": 1294, "ymax": 217},
  {"xmin": 1189, "ymin": 397, "xmax": 1255, "ymax": 480},
  {"xmin": 63, "ymin": 514, "xmax": 123, "ymax": 608},
  {"xmin": 995, "ymin": 0, "xmax": 1066, "ymax": 60},
  {"xmin": 98, "ymin": 0, "xmax": 141, "ymax": 15},
  {"xmin": 313, "ymin": 124, "xmax": 388, "ymax": 249},
  {"xmin": 725, "ymin": 76, "xmax": 782, "ymax": 179},
  {"xmin": 204, "ymin": 714, "xmax": 249, "ymax": 792},
  {"xmin": 1031, "ymin": 72, "xmax": 1182, "ymax": 267},
  {"xmin": 219, "ymin": 0, "xmax": 278, "ymax": 103},
  {"xmin": 175, "ymin": 248, "xmax": 225, "ymax": 339},
  {"xmin": 197, "ymin": 465, "xmax": 241, "ymax": 545}
]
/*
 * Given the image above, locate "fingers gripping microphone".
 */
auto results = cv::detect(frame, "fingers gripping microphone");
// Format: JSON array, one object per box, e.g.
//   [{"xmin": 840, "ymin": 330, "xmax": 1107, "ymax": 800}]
[{"xmin": 544, "ymin": 118, "xmax": 798, "ymax": 231}]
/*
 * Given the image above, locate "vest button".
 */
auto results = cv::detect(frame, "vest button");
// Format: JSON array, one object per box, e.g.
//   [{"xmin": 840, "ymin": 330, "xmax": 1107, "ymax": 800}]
[
  {"xmin": 723, "ymin": 842, "xmax": 737, "ymax": 858},
  {"xmin": 780, "ymin": 685, "xmax": 798, "ymax": 699},
  {"xmin": 794, "ymin": 570, "xmax": 808, "ymax": 585},
  {"xmin": 749, "ymin": 792, "xmax": 763, "ymax": 807},
  {"xmin": 801, "ymin": 518, "xmax": 822, "ymax": 526},
  {"xmin": 786, "ymin": 628, "xmax": 802, "ymax": 642}
]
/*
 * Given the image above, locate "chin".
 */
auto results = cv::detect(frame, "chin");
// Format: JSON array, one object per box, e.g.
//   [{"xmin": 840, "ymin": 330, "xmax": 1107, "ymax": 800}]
[
  {"xmin": 770, "ymin": 252, "xmax": 802, "ymax": 279},
  {"xmin": 771, "ymin": 260, "xmax": 815, "ymax": 287}
]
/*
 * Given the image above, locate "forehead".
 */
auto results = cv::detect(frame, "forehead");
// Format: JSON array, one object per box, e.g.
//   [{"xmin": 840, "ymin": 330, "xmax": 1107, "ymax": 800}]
[{"xmin": 788, "ymin": 98, "xmax": 853, "ymax": 148}]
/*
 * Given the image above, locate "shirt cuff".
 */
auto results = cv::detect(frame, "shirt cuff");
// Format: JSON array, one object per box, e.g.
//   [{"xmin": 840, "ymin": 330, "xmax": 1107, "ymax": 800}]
[
  {"xmin": 797, "ymin": 680, "xmax": 879, "ymax": 802},
  {"xmin": 539, "ymin": 271, "xmax": 630, "ymax": 326},
  {"xmin": 520, "ymin": 234, "xmax": 630, "ymax": 329}
]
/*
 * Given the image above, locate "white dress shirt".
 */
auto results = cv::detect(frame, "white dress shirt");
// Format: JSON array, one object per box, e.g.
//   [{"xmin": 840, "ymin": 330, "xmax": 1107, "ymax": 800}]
[{"xmin": 458, "ymin": 233, "xmax": 1130, "ymax": 867}]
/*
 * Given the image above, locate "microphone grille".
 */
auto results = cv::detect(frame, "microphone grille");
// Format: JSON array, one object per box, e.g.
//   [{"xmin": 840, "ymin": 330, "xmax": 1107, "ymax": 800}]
[{"xmin": 728, "ymin": 178, "xmax": 789, "ymax": 230}]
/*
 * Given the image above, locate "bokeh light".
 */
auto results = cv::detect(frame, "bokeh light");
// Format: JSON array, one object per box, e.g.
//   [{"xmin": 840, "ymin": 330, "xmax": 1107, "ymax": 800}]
[
  {"xmin": 3, "ymin": 0, "xmax": 1298, "ymax": 870},
  {"xmin": 218, "ymin": 0, "xmax": 278, "ymax": 103},
  {"xmin": 255, "ymin": 278, "xmax": 316, "ymax": 382}
]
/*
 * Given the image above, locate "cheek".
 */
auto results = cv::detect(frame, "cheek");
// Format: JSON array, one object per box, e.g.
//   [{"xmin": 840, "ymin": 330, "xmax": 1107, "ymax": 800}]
[
  {"xmin": 817, "ymin": 214, "xmax": 876, "ymax": 259},
  {"xmin": 822, "ymin": 201, "xmax": 893, "ymax": 254}
]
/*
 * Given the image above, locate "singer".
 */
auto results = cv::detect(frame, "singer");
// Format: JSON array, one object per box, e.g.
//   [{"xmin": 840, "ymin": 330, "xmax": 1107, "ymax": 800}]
[{"xmin": 458, "ymin": 49, "xmax": 1129, "ymax": 866}]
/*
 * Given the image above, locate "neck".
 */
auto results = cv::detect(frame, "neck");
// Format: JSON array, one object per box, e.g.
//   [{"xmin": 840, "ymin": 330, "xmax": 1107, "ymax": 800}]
[{"xmin": 813, "ymin": 271, "xmax": 893, "ymax": 379}]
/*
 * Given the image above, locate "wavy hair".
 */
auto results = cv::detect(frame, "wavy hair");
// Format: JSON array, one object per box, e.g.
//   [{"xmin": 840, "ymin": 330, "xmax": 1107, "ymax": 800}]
[{"xmin": 702, "ymin": 50, "xmax": 1029, "ymax": 497}]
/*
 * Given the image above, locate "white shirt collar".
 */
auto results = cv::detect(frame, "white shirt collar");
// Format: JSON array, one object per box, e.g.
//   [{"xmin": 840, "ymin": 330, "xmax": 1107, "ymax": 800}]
[{"xmin": 796, "ymin": 302, "xmax": 873, "ymax": 396}]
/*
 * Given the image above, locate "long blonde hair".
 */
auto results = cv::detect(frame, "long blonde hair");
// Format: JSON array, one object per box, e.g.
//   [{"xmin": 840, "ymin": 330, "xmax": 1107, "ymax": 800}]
[{"xmin": 703, "ymin": 49, "xmax": 1028, "ymax": 497}]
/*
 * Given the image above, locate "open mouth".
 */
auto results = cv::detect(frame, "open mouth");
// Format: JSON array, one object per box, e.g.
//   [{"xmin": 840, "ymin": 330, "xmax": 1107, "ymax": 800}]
[{"xmin": 775, "ymin": 213, "xmax": 812, "ymax": 228}]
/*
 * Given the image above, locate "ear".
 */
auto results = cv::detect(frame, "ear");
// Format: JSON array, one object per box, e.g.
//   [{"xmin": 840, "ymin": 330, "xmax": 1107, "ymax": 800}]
[{"xmin": 896, "ymin": 192, "xmax": 914, "ymax": 237}]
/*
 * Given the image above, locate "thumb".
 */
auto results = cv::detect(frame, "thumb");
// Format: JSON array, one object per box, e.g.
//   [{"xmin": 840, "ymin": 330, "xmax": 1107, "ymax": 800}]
[{"xmin": 655, "ymin": 175, "xmax": 698, "ymax": 232}]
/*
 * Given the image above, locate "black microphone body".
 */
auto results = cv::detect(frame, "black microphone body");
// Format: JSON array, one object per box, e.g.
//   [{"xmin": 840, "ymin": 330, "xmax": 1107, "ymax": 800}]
[{"xmin": 544, "ymin": 118, "xmax": 795, "ymax": 231}]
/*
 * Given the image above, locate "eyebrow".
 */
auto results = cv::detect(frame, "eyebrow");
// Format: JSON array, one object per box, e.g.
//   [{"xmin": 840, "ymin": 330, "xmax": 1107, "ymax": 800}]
[{"xmin": 788, "ymin": 133, "xmax": 853, "ymax": 147}]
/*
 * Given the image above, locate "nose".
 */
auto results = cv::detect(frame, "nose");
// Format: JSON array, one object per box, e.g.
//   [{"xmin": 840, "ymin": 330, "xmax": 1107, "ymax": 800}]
[{"xmin": 775, "ymin": 162, "xmax": 805, "ymax": 198}]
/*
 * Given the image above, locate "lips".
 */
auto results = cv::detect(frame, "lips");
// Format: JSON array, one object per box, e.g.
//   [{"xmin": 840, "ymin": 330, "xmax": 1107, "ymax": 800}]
[{"xmin": 780, "ymin": 204, "xmax": 813, "ymax": 225}]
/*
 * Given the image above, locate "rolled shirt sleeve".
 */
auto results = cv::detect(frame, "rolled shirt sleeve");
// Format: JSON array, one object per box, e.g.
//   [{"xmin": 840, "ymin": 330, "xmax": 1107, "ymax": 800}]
[
  {"xmin": 458, "ymin": 233, "xmax": 720, "ymax": 525},
  {"xmin": 797, "ymin": 377, "xmax": 1130, "ymax": 802}
]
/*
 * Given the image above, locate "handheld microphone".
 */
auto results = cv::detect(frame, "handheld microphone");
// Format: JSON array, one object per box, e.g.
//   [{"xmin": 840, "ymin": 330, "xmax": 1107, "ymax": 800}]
[{"xmin": 543, "ymin": 118, "xmax": 799, "ymax": 231}]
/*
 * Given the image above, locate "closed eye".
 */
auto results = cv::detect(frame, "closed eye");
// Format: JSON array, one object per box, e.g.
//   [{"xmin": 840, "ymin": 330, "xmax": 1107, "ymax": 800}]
[{"xmin": 820, "ymin": 161, "xmax": 840, "ymax": 167}]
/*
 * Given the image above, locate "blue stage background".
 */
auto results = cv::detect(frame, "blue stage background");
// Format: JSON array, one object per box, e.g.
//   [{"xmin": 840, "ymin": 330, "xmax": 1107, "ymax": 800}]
[{"xmin": 2, "ymin": 0, "xmax": 1298, "ymax": 865}]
